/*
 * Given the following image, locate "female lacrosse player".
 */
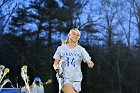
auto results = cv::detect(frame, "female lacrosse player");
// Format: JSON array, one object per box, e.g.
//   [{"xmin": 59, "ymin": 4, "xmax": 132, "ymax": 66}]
[{"xmin": 53, "ymin": 28, "xmax": 94, "ymax": 93}]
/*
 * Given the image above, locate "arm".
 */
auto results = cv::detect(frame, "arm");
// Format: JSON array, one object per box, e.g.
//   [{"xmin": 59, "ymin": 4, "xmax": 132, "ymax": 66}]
[
  {"xmin": 80, "ymin": 47, "xmax": 94, "ymax": 68},
  {"xmin": 86, "ymin": 59, "xmax": 94, "ymax": 68},
  {"xmin": 53, "ymin": 46, "xmax": 61, "ymax": 71},
  {"xmin": 53, "ymin": 59, "xmax": 60, "ymax": 71}
]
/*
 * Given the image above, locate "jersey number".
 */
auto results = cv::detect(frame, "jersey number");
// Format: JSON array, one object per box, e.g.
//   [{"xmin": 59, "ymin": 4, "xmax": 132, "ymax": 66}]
[{"xmin": 66, "ymin": 57, "xmax": 75, "ymax": 67}]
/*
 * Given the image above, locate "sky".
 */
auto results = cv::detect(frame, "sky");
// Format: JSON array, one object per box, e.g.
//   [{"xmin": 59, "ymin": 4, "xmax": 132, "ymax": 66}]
[{"xmin": 2, "ymin": 0, "xmax": 139, "ymax": 47}]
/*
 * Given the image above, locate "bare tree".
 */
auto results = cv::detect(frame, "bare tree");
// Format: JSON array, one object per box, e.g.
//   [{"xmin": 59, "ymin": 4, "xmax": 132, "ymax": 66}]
[
  {"xmin": 88, "ymin": 0, "xmax": 125, "ymax": 93},
  {"xmin": 129, "ymin": 0, "xmax": 140, "ymax": 39},
  {"xmin": 0, "ymin": 0, "xmax": 21, "ymax": 35}
]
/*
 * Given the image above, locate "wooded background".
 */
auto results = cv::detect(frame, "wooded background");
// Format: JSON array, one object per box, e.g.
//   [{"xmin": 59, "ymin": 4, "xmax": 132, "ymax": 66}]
[{"xmin": 0, "ymin": 0, "xmax": 140, "ymax": 93}]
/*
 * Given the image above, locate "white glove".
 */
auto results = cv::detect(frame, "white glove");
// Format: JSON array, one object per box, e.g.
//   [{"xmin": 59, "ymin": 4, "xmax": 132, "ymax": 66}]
[{"xmin": 53, "ymin": 64, "xmax": 59, "ymax": 70}]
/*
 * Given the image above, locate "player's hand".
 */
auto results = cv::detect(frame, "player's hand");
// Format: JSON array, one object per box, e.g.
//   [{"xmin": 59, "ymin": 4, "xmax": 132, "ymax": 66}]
[{"xmin": 87, "ymin": 61, "xmax": 94, "ymax": 68}]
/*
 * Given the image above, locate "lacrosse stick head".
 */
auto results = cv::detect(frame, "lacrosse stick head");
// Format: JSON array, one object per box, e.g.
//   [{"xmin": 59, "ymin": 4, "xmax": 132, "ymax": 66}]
[
  {"xmin": 0, "ymin": 65, "xmax": 5, "ymax": 70},
  {"xmin": 3, "ymin": 68, "xmax": 10, "ymax": 77},
  {"xmin": 0, "ymin": 65, "xmax": 5, "ymax": 77},
  {"xmin": 44, "ymin": 79, "xmax": 52, "ymax": 85},
  {"xmin": 53, "ymin": 58, "xmax": 65, "ymax": 71},
  {"xmin": 59, "ymin": 58, "xmax": 65, "ymax": 67},
  {"xmin": 21, "ymin": 65, "xmax": 27, "ymax": 72},
  {"xmin": 0, "ymin": 65, "xmax": 5, "ymax": 74},
  {"xmin": 56, "ymin": 58, "xmax": 65, "ymax": 79},
  {"xmin": 21, "ymin": 65, "xmax": 28, "ymax": 83}
]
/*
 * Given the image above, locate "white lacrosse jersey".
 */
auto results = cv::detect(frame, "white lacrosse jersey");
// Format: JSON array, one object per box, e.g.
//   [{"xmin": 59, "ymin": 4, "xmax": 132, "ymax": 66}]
[{"xmin": 53, "ymin": 44, "xmax": 91, "ymax": 82}]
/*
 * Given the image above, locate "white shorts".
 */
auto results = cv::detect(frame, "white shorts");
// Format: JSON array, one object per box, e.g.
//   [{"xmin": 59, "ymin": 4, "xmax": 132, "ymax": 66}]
[{"xmin": 56, "ymin": 74, "xmax": 82, "ymax": 92}]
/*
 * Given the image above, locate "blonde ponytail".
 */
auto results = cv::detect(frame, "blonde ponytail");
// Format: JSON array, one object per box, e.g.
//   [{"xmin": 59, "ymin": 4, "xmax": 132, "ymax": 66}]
[{"xmin": 61, "ymin": 34, "xmax": 69, "ymax": 45}]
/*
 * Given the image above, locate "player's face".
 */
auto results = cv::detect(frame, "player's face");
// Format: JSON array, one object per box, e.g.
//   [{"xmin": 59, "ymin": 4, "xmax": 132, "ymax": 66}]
[{"xmin": 69, "ymin": 29, "xmax": 80, "ymax": 43}]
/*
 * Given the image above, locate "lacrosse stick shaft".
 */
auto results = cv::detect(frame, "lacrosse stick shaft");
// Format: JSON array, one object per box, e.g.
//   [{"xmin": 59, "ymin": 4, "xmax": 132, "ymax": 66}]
[{"xmin": 58, "ymin": 77, "xmax": 61, "ymax": 93}]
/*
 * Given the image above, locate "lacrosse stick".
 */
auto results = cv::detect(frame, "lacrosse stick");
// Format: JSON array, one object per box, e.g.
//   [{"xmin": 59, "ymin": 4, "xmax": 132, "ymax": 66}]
[
  {"xmin": 21, "ymin": 65, "xmax": 31, "ymax": 93},
  {"xmin": 55, "ymin": 59, "xmax": 65, "ymax": 93},
  {"xmin": 0, "ymin": 68, "xmax": 9, "ymax": 84},
  {"xmin": 44, "ymin": 79, "xmax": 52, "ymax": 85},
  {"xmin": 0, "ymin": 79, "xmax": 11, "ymax": 91},
  {"xmin": 0, "ymin": 65, "xmax": 5, "ymax": 83}
]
